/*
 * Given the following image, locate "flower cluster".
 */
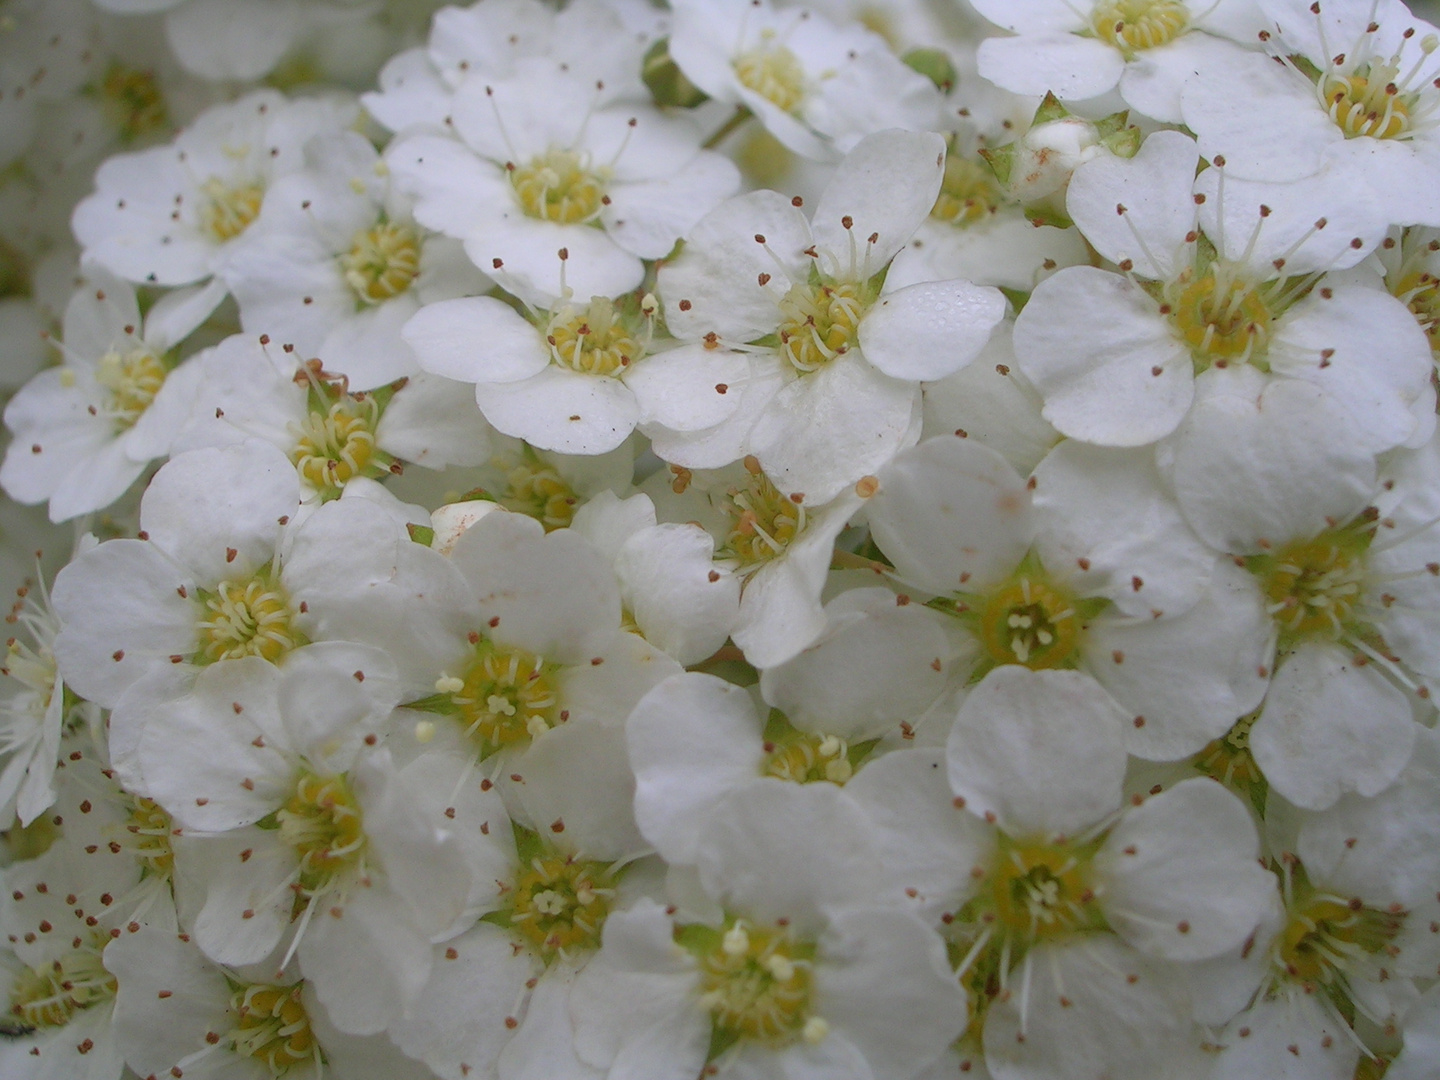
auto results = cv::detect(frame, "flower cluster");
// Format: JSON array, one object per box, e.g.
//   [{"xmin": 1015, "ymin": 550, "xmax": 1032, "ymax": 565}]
[{"xmin": 0, "ymin": 1, "xmax": 1438, "ymax": 1079}]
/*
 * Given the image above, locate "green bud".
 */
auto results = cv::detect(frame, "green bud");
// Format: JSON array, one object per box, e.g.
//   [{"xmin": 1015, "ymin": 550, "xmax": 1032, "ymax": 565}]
[
  {"xmin": 901, "ymin": 48, "xmax": 957, "ymax": 92},
  {"xmin": 643, "ymin": 38, "xmax": 709, "ymax": 109}
]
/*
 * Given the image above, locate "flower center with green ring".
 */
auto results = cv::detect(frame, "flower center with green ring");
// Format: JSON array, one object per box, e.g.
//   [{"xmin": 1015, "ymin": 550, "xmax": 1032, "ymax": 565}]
[
  {"xmin": 276, "ymin": 771, "xmax": 366, "ymax": 894},
  {"xmin": 931, "ymin": 154, "xmax": 1006, "ymax": 228},
  {"xmin": 195, "ymin": 569, "xmax": 306, "ymax": 666},
  {"xmin": 509, "ymin": 853, "xmax": 615, "ymax": 962},
  {"xmin": 7, "ymin": 937, "xmax": 116, "ymax": 1031},
  {"xmin": 200, "ymin": 177, "xmax": 265, "ymax": 243},
  {"xmin": 1090, "ymin": 0, "xmax": 1189, "ymax": 55},
  {"xmin": 690, "ymin": 918, "xmax": 820, "ymax": 1047},
  {"xmin": 734, "ymin": 40, "xmax": 806, "ymax": 113},
  {"xmin": 510, "ymin": 149, "xmax": 607, "ymax": 225},
  {"xmin": 1167, "ymin": 270, "xmax": 1273, "ymax": 370},
  {"xmin": 1245, "ymin": 517, "xmax": 1374, "ymax": 648},
  {"xmin": 776, "ymin": 280, "xmax": 871, "ymax": 373},
  {"xmin": 342, "ymin": 220, "xmax": 422, "ymax": 304},
  {"xmin": 228, "ymin": 982, "xmax": 319, "ymax": 1076},
  {"xmin": 95, "ymin": 347, "xmax": 167, "ymax": 430},
  {"xmin": 719, "ymin": 458, "xmax": 805, "ymax": 570},
  {"xmin": 546, "ymin": 296, "xmax": 644, "ymax": 377},
  {"xmin": 443, "ymin": 639, "xmax": 562, "ymax": 756}
]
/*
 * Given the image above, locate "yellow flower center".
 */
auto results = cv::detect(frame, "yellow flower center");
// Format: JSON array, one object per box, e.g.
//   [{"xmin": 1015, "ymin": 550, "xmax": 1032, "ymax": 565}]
[
  {"xmin": 931, "ymin": 154, "xmax": 1006, "ymax": 228},
  {"xmin": 7, "ymin": 938, "xmax": 116, "ymax": 1031},
  {"xmin": 1090, "ymin": 0, "xmax": 1190, "ymax": 54},
  {"xmin": 1274, "ymin": 864, "xmax": 1403, "ymax": 991},
  {"xmin": 95, "ymin": 347, "xmax": 166, "ymax": 430},
  {"xmin": 545, "ymin": 296, "xmax": 644, "ymax": 377},
  {"xmin": 1168, "ymin": 271, "xmax": 1273, "ymax": 370},
  {"xmin": 510, "ymin": 853, "xmax": 615, "ymax": 962},
  {"xmin": 976, "ymin": 571, "xmax": 1084, "ymax": 671},
  {"xmin": 99, "ymin": 64, "xmax": 168, "ymax": 144},
  {"xmin": 1247, "ymin": 519, "xmax": 1373, "ymax": 647},
  {"xmin": 1193, "ymin": 711, "xmax": 1266, "ymax": 802},
  {"xmin": 496, "ymin": 455, "xmax": 580, "ymax": 531},
  {"xmin": 277, "ymin": 771, "xmax": 366, "ymax": 894},
  {"xmin": 195, "ymin": 570, "xmax": 305, "ymax": 665},
  {"xmin": 291, "ymin": 395, "xmax": 381, "ymax": 496},
  {"xmin": 987, "ymin": 836, "xmax": 1104, "ymax": 941},
  {"xmin": 695, "ymin": 919, "xmax": 817, "ymax": 1046},
  {"xmin": 228, "ymin": 983, "xmax": 319, "ymax": 1076},
  {"xmin": 125, "ymin": 795, "xmax": 175, "ymax": 876},
  {"xmin": 1392, "ymin": 265, "xmax": 1440, "ymax": 358},
  {"xmin": 762, "ymin": 731, "xmax": 853, "ymax": 785},
  {"xmin": 1319, "ymin": 71, "xmax": 1413, "ymax": 140},
  {"xmin": 446, "ymin": 639, "xmax": 561, "ymax": 755},
  {"xmin": 720, "ymin": 459, "xmax": 805, "ymax": 569},
  {"xmin": 510, "ymin": 149, "xmax": 607, "ymax": 225},
  {"xmin": 776, "ymin": 280, "xmax": 870, "ymax": 373},
  {"xmin": 200, "ymin": 177, "xmax": 265, "ymax": 243},
  {"xmin": 341, "ymin": 220, "xmax": 421, "ymax": 304},
  {"xmin": 734, "ymin": 40, "xmax": 806, "ymax": 113}
]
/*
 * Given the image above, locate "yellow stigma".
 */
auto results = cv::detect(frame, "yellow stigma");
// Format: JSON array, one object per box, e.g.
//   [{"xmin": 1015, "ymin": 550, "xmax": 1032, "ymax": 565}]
[
  {"xmin": 695, "ymin": 918, "xmax": 816, "ymax": 1046},
  {"xmin": 497, "ymin": 453, "xmax": 580, "ymax": 531},
  {"xmin": 776, "ymin": 280, "xmax": 870, "ymax": 373},
  {"xmin": 99, "ymin": 64, "xmax": 168, "ymax": 144},
  {"xmin": 1319, "ymin": 72, "xmax": 1413, "ymax": 140},
  {"xmin": 510, "ymin": 853, "xmax": 615, "ymax": 962},
  {"xmin": 199, "ymin": 177, "xmax": 265, "ymax": 243},
  {"xmin": 975, "ymin": 569, "xmax": 1084, "ymax": 671},
  {"xmin": 734, "ymin": 40, "xmax": 806, "ymax": 113},
  {"xmin": 1168, "ymin": 271, "xmax": 1273, "ymax": 370},
  {"xmin": 342, "ymin": 220, "xmax": 421, "ymax": 304},
  {"xmin": 447, "ymin": 639, "xmax": 560, "ymax": 755},
  {"xmin": 1274, "ymin": 862, "xmax": 1403, "ymax": 990},
  {"xmin": 720, "ymin": 459, "xmax": 805, "ymax": 569},
  {"xmin": 277, "ymin": 771, "xmax": 366, "ymax": 894},
  {"xmin": 762, "ymin": 731, "xmax": 854, "ymax": 785},
  {"xmin": 931, "ymin": 154, "xmax": 1006, "ymax": 228},
  {"xmin": 125, "ymin": 795, "xmax": 175, "ymax": 876},
  {"xmin": 291, "ymin": 395, "xmax": 381, "ymax": 496},
  {"xmin": 545, "ymin": 296, "xmax": 644, "ymax": 377},
  {"xmin": 95, "ymin": 347, "xmax": 166, "ymax": 430},
  {"xmin": 7, "ymin": 937, "xmax": 116, "ymax": 1031},
  {"xmin": 1090, "ymin": 0, "xmax": 1189, "ymax": 54},
  {"xmin": 986, "ymin": 835, "xmax": 1104, "ymax": 942},
  {"xmin": 196, "ymin": 569, "xmax": 305, "ymax": 666},
  {"xmin": 229, "ymin": 983, "xmax": 319, "ymax": 1077},
  {"xmin": 510, "ymin": 149, "xmax": 607, "ymax": 225},
  {"xmin": 1247, "ymin": 518, "xmax": 1373, "ymax": 647}
]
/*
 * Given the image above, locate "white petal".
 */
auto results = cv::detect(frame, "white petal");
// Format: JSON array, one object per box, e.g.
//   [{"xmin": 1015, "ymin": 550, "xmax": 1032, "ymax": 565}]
[
  {"xmin": 1251, "ymin": 641, "xmax": 1416, "ymax": 811},
  {"xmin": 977, "ymin": 34, "xmax": 1125, "ymax": 100},
  {"xmin": 858, "ymin": 280, "xmax": 1005, "ymax": 382},
  {"xmin": 811, "ymin": 130, "xmax": 946, "ymax": 270},
  {"xmin": 948, "ymin": 667, "xmax": 1127, "ymax": 838},
  {"xmin": 403, "ymin": 295, "xmax": 549, "ymax": 385},
  {"xmin": 475, "ymin": 366, "xmax": 639, "ymax": 456},
  {"xmin": 1014, "ymin": 267, "xmax": 1192, "ymax": 446}
]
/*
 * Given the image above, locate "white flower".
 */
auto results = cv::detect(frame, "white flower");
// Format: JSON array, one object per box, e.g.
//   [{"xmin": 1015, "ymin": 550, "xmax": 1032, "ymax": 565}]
[
  {"xmin": 1014, "ymin": 129, "xmax": 1431, "ymax": 450},
  {"xmin": 647, "ymin": 129, "xmax": 1004, "ymax": 503},
  {"xmin": 386, "ymin": 60, "xmax": 738, "ymax": 302},
  {"xmin": 1181, "ymin": 0, "xmax": 1440, "ymax": 225},
  {"xmin": 668, "ymin": 0, "xmax": 942, "ymax": 160},
  {"xmin": 71, "ymin": 90, "xmax": 358, "ymax": 301},
  {"xmin": 0, "ymin": 268, "xmax": 212, "ymax": 522},
  {"xmin": 571, "ymin": 782, "xmax": 966, "ymax": 1080},
  {"xmin": 90, "ymin": 0, "xmax": 311, "ymax": 82},
  {"xmin": 222, "ymin": 130, "xmax": 490, "ymax": 391},
  {"xmin": 973, "ymin": 0, "xmax": 1267, "ymax": 121}
]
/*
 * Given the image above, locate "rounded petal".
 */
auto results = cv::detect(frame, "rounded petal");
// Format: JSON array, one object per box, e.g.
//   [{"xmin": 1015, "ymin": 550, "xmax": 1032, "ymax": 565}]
[
  {"xmin": 858, "ymin": 280, "xmax": 1005, "ymax": 382},
  {"xmin": 474, "ymin": 365, "xmax": 639, "ymax": 455}
]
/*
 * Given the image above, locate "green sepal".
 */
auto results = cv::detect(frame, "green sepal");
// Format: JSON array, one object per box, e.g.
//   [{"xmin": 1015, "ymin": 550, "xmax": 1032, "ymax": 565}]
[
  {"xmin": 479, "ymin": 908, "xmax": 515, "ymax": 930},
  {"xmin": 673, "ymin": 921, "xmax": 724, "ymax": 956},
  {"xmin": 902, "ymin": 47, "xmax": 957, "ymax": 91},
  {"xmin": 762, "ymin": 707, "xmax": 794, "ymax": 746},
  {"xmin": 406, "ymin": 523, "xmax": 436, "ymax": 547},
  {"xmin": 254, "ymin": 810, "xmax": 281, "ymax": 831},
  {"xmin": 999, "ymin": 286, "xmax": 1031, "ymax": 314},
  {"xmin": 512, "ymin": 820, "xmax": 546, "ymax": 864},
  {"xmin": 978, "ymin": 143, "xmax": 1015, "ymax": 188},
  {"xmin": 457, "ymin": 487, "xmax": 498, "ymax": 503},
  {"xmin": 399, "ymin": 692, "xmax": 460, "ymax": 715},
  {"xmin": 1019, "ymin": 202, "xmax": 1073, "ymax": 230},
  {"xmin": 1032, "ymin": 91, "xmax": 1068, "ymax": 126},
  {"xmin": 643, "ymin": 38, "xmax": 710, "ymax": 109},
  {"xmin": 847, "ymin": 737, "xmax": 882, "ymax": 771},
  {"xmin": 1096, "ymin": 112, "xmax": 1142, "ymax": 159},
  {"xmin": 705, "ymin": 1025, "xmax": 741, "ymax": 1064}
]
